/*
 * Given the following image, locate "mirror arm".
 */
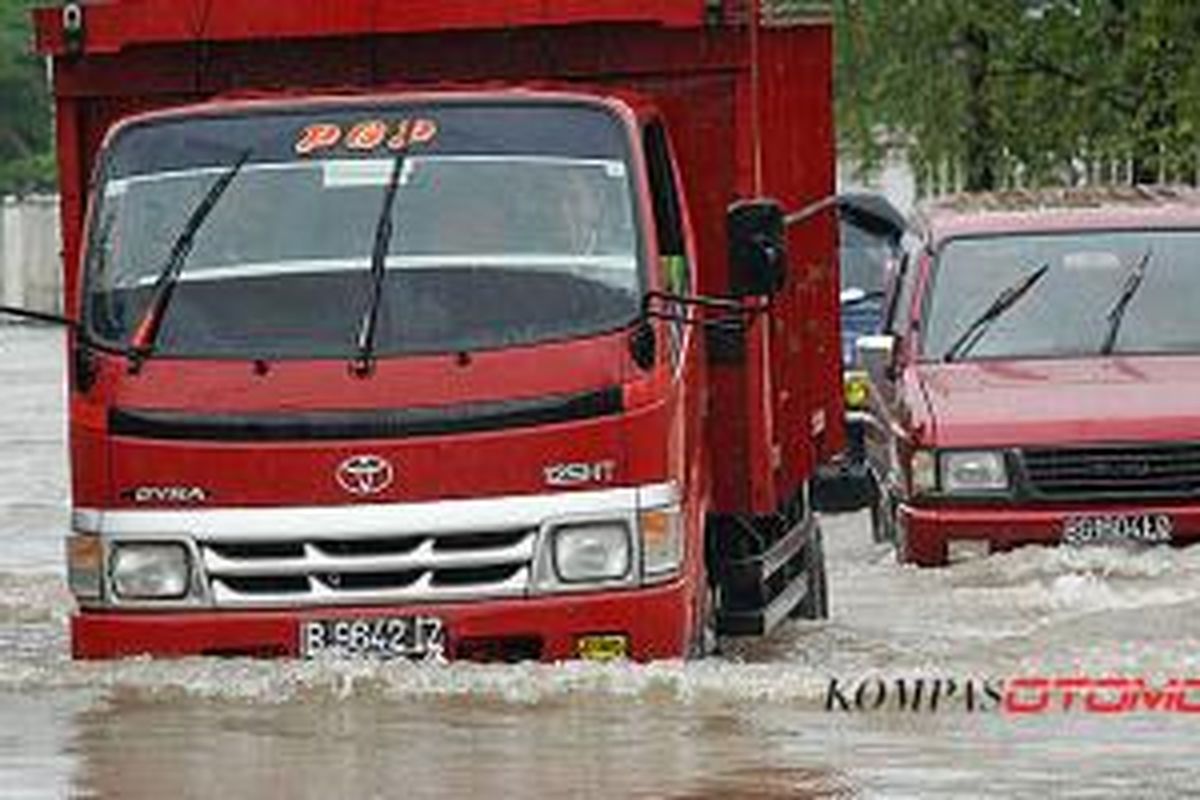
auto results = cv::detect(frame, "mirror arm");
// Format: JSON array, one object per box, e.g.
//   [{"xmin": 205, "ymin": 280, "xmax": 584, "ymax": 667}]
[
  {"xmin": 0, "ymin": 305, "xmax": 77, "ymax": 328},
  {"xmin": 643, "ymin": 307, "xmax": 755, "ymax": 333},
  {"xmin": 641, "ymin": 290, "xmax": 770, "ymax": 332},
  {"xmin": 643, "ymin": 290, "xmax": 771, "ymax": 316},
  {"xmin": 1, "ymin": 305, "xmax": 137, "ymax": 365},
  {"xmin": 783, "ymin": 194, "xmax": 840, "ymax": 228}
]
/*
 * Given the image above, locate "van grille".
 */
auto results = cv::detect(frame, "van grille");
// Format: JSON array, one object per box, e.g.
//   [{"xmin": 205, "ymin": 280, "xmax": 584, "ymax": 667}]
[
  {"xmin": 1022, "ymin": 443, "xmax": 1200, "ymax": 499},
  {"xmin": 199, "ymin": 528, "xmax": 535, "ymax": 608}
]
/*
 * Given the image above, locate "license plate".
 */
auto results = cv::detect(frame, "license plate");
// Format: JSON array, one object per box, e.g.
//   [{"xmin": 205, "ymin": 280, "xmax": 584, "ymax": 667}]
[
  {"xmin": 1062, "ymin": 513, "xmax": 1174, "ymax": 547},
  {"xmin": 300, "ymin": 616, "xmax": 446, "ymax": 661}
]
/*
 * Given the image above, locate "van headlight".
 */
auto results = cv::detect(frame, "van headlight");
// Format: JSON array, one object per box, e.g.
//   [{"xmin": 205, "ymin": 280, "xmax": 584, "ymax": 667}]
[
  {"xmin": 109, "ymin": 543, "xmax": 191, "ymax": 600},
  {"xmin": 552, "ymin": 522, "xmax": 631, "ymax": 583},
  {"xmin": 911, "ymin": 449, "xmax": 1010, "ymax": 496},
  {"xmin": 941, "ymin": 450, "xmax": 1009, "ymax": 494}
]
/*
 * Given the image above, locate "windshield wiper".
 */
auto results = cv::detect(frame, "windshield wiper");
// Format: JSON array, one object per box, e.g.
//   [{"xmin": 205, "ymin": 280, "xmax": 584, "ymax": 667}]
[
  {"xmin": 128, "ymin": 151, "xmax": 250, "ymax": 368},
  {"xmin": 352, "ymin": 154, "xmax": 407, "ymax": 377},
  {"xmin": 942, "ymin": 263, "xmax": 1050, "ymax": 362},
  {"xmin": 1100, "ymin": 248, "xmax": 1153, "ymax": 355}
]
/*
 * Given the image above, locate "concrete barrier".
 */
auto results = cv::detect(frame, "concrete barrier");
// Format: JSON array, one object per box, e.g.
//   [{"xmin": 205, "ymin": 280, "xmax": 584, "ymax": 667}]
[{"xmin": 0, "ymin": 195, "xmax": 62, "ymax": 316}]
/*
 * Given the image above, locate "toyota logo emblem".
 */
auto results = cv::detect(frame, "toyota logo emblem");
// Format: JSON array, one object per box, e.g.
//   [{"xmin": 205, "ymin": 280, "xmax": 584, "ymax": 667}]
[{"xmin": 336, "ymin": 454, "xmax": 395, "ymax": 496}]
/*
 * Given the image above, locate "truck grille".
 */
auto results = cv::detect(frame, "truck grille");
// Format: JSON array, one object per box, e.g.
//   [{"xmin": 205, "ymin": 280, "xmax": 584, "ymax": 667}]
[
  {"xmin": 199, "ymin": 528, "xmax": 535, "ymax": 608},
  {"xmin": 1022, "ymin": 443, "xmax": 1200, "ymax": 499}
]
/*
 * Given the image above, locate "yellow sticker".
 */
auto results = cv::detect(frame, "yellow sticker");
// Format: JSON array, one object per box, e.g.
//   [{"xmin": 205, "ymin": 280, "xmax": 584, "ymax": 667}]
[{"xmin": 576, "ymin": 634, "xmax": 630, "ymax": 662}]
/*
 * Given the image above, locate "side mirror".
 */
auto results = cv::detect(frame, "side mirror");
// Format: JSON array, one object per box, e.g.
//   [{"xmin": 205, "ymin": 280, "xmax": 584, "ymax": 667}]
[
  {"xmin": 728, "ymin": 199, "xmax": 787, "ymax": 297},
  {"xmin": 836, "ymin": 192, "xmax": 907, "ymax": 244},
  {"xmin": 856, "ymin": 334, "xmax": 897, "ymax": 380}
]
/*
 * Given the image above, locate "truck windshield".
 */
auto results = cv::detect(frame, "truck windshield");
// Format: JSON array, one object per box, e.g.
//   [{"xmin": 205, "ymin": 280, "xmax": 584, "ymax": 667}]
[
  {"xmin": 922, "ymin": 229, "xmax": 1200, "ymax": 360},
  {"xmin": 84, "ymin": 103, "xmax": 642, "ymax": 358}
]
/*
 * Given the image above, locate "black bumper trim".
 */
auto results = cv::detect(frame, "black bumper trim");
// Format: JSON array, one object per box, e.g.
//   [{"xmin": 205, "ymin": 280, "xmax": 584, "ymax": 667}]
[{"xmin": 110, "ymin": 387, "xmax": 624, "ymax": 442}]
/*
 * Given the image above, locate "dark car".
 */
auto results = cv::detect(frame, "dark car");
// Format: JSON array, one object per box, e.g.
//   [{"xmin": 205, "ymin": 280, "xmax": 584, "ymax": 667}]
[{"xmin": 814, "ymin": 193, "xmax": 906, "ymax": 512}]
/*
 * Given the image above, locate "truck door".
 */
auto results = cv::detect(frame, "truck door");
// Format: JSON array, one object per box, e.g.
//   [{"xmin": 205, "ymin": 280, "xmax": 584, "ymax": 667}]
[{"xmin": 642, "ymin": 118, "xmax": 705, "ymax": 534}]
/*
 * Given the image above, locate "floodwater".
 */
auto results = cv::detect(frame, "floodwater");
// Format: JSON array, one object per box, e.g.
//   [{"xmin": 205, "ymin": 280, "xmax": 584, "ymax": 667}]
[{"xmin": 2, "ymin": 324, "xmax": 1200, "ymax": 799}]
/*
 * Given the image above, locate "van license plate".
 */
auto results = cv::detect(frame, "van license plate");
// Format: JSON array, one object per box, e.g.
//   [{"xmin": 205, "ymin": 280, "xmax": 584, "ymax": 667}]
[
  {"xmin": 1062, "ymin": 514, "xmax": 1173, "ymax": 547},
  {"xmin": 300, "ymin": 616, "xmax": 445, "ymax": 661}
]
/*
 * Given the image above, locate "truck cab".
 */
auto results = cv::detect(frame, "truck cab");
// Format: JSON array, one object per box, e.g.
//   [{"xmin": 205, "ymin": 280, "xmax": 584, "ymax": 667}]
[{"xmin": 26, "ymin": 0, "xmax": 843, "ymax": 660}]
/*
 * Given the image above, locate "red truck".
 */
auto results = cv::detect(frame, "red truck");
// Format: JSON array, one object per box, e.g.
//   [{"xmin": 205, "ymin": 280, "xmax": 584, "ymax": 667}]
[
  {"xmin": 4, "ymin": 0, "xmax": 843, "ymax": 661},
  {"xmin": 861, "ymin": 187, "xmax": 1200, "ymax": 566}
]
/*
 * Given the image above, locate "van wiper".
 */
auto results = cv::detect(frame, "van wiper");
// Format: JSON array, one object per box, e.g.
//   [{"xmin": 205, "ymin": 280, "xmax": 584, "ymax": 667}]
[
  {"xmin": 352, "ymin": 154, "xmax": 406, "ymax": 377},
  {"xmin": 942, "ymin": 263, "xmax": 1049, "ymax": 362},
  {"xmin": 1100, "ymin": 248, "xmax": 1152, "ymax": 355},
  {"xmin": 129, "ymin": 151, "xmax": 250, "ymax": 368}
]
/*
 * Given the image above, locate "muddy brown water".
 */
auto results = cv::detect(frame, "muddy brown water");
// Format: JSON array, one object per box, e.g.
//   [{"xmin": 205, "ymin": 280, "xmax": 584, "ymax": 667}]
[{"xmin": 2, "ymin": 325, "xmax": 1199, "ymax": 799}]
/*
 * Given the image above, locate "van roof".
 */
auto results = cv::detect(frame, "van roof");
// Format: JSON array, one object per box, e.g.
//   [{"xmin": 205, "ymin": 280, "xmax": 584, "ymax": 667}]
[{"xmin": 917, "ymin": 185, "xmax": 1200, "ymax": 245}]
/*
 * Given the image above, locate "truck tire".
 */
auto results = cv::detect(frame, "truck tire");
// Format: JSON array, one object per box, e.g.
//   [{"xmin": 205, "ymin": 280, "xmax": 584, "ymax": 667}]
[{"xmin": 794, "ymin": 523, "xmax": 829, "ymax": 620}]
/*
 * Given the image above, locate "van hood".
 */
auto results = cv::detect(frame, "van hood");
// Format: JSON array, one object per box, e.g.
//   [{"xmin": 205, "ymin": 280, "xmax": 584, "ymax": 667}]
[{"xmin": 916, "ymin": 355, "xmax": 1200, "ymax": 448}]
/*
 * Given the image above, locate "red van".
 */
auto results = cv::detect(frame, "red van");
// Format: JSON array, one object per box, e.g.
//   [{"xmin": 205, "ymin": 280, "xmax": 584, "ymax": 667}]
[{"xmin": 861, "ymin": 188, "xmax": 1200, "ymax": 566}]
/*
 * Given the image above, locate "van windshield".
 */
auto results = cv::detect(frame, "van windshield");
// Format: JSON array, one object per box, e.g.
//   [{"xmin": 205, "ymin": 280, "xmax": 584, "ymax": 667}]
[
  {"xmin": 84, "ymin": 102, "xmax": 642, "ymax": 358},
  {"xmin": 922, "ymin": 230, "xmax": 1200, "ymax": 360}
]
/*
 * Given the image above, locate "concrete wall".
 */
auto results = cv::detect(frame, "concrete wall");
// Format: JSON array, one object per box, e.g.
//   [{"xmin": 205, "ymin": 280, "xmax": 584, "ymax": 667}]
[
  {"xmin": 838, "ymin": 152, "xmax": 918, "ymax": 216},
  {"xmin": 0, "ymin": 195, "xmax": 62, "ymax": 316}
]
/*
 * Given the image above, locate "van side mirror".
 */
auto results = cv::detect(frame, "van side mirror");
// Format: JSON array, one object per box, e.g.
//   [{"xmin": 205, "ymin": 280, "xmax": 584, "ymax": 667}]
[
  {"xmin": 728, "ymin": 199, "xmax": 787, "ymax": 297},
  {"xmin": 856, "ymin": 334, "xmax": 897, "ymax": 380}
]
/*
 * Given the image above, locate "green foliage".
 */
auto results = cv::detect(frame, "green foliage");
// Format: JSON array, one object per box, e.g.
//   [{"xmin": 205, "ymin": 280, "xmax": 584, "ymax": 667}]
[
  {"xmin": 836, "ymin": 1, "xmax": 1200, "ymax": 192},
  {"xmin": 0, "ymin": 1, "xmax": 54, "ymax": 196}
]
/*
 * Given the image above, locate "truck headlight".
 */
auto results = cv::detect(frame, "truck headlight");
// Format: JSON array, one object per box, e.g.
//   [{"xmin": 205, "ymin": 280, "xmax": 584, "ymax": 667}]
[
  {"xmin": 941, "ymin": 450, "xmax": 1009, "ymax": 494},
  {"xmin": 640, "ymin": 507, "xmax": 683, "ymax": 580},
  {"xmin": 109, "ymin": 543, "xmax": 191, "ymax": 600},
  {"xmin": 552, "ymin": 522, "xmax": 631, "ymax": 583}
]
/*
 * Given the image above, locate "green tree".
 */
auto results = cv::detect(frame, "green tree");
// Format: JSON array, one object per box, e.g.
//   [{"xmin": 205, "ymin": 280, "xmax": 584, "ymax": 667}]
[
  {"xmin": 836, "ymin": 1, "xmax": 1200, "ymax": 192},
  {"xmin": 0, "ymin": 0, "xmax": 54, "ymax": 196}
]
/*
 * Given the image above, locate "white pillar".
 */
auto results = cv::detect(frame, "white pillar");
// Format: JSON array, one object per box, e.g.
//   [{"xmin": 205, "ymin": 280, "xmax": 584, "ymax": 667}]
[
  {"xmin": 24, "ymin": 197, "xmax": 62, "ymax": 315},
  {"xmin": 1, "ymin": 197, "xmax": 24, "ymax": 309},
  {"xmin": 0, "ymin": 196, "xmax": 62, "ymax": 315}
]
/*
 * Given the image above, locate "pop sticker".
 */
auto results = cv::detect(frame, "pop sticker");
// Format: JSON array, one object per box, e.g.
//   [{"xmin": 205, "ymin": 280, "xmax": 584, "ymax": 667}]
[
  {"xmin": 345, "ymin": 120, "xmax": 388, "ymax": 151},
  {"xmin": 388, "ymin": 118, "xmax": 439, "ymax": 151},
  {"xmin": 297, "ymin": 118, "xmax": 439, "ymax": 156},
  {"xmin": 295, "ymin": 123, "xmax": 342, "ymax": 156}
]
